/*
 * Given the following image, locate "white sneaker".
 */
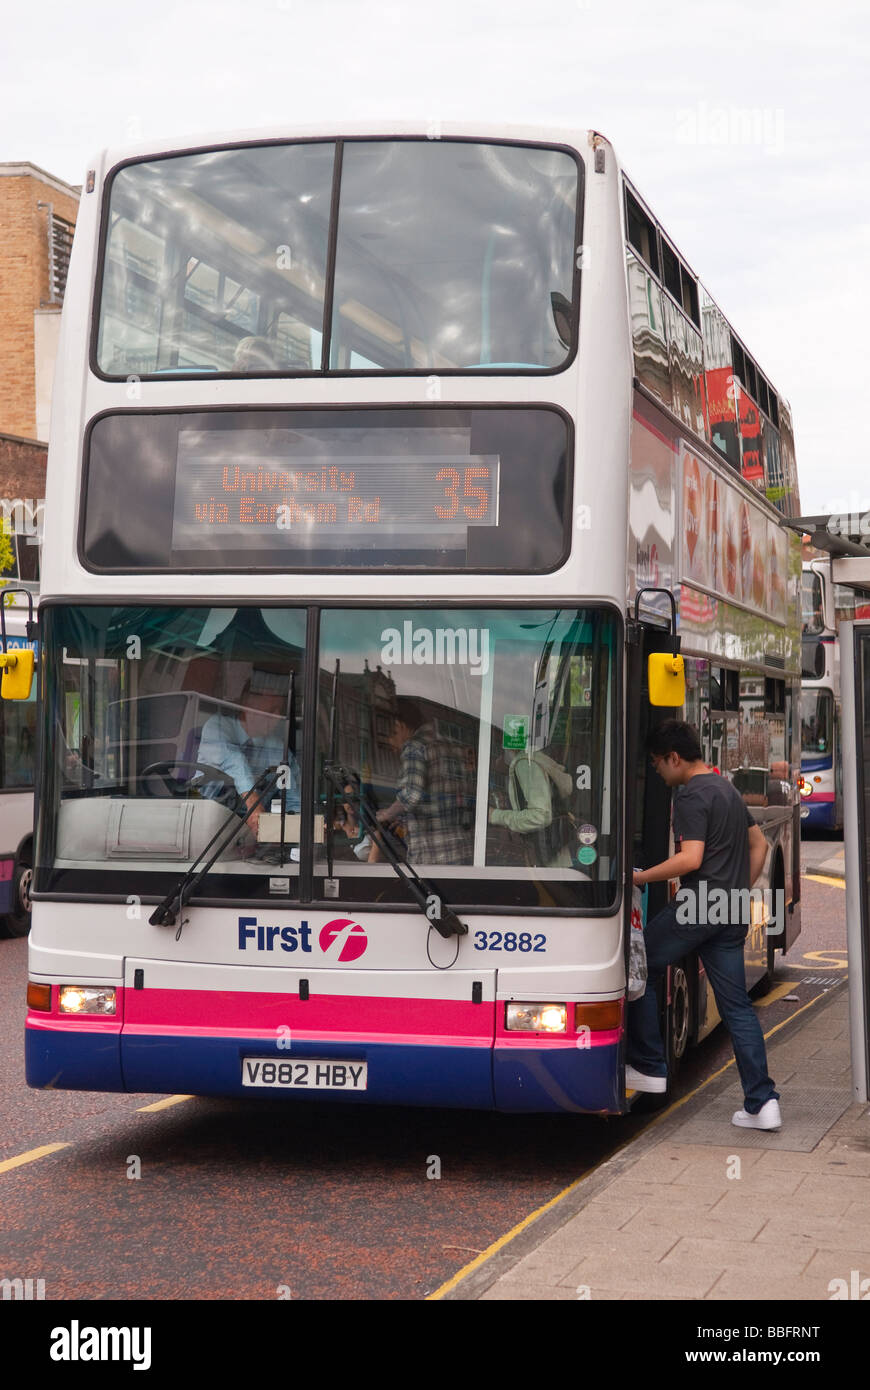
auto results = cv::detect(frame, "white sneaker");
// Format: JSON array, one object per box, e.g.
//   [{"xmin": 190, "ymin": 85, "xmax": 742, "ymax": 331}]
[
  {"xmin": 625, "ymin": 1064, "xmax": 667, "ymax": 1094},
  {"xmin": 732, "ymin": 1098, "xmax": 782, "ymax": 1130}
]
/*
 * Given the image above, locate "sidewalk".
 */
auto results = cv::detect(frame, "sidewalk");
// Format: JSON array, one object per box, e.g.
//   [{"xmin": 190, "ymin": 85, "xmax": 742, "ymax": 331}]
[
  {"xmin": 802, "ymin": 843, "xmax": 846, "ymax": 879},
  {"xmin": 451, "ymin": 982, "xmax": 870, "ymax": 1301}
]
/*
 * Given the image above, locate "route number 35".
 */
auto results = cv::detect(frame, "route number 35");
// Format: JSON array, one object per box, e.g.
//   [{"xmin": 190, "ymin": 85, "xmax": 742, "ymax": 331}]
[{"xmin": 434, "ymin": 467, "xmax": 490, "ymax": 521}]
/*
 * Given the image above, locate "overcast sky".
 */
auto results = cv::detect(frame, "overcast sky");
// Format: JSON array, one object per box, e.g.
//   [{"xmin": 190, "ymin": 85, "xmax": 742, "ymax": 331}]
[{"xmin": 3, "ymin": 0, "xmax": 866, "ymax": 513}]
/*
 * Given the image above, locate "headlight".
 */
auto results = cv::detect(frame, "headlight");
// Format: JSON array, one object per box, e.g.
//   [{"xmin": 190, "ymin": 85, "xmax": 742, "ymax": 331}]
[
  {"xmin": 58, "ymin": 985, "xmax": 117, "ymax": 1015},
  {"xmin": 505, "ymin": 1002, "xmax": 567, "ymax": 1032}
]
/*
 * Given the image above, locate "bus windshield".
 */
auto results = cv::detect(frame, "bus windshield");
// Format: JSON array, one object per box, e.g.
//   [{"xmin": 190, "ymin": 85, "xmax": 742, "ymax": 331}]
[
  {"xmin": 800, "ymin": 688, "xmax": 833, "ymax": 756},
  {"xmin": 801, "ymin": 569, "xmax": 824, "ymax": 635},
  {"xmin": 36, "ymin": 604, "xmax": 617, "ymax": 910},
  {"xmin": 95, "ymin": 139, "xmax": 580, "ymax": 377}
]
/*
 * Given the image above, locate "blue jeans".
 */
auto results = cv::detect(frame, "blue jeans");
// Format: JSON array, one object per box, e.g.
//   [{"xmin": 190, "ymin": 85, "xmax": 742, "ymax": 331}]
[{"xmin": 627, "ymin": 900, "xmax": 779, "ymax": 1113}]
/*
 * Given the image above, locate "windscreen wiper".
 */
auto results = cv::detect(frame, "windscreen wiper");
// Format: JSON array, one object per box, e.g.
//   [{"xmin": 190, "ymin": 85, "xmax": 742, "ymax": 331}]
[
  {"xmin": 278, "ymin": 669, "xmax": 296, "ymax": 868},
  {"xmin": 322, "ymin": 759, "xmax": 468, "ymax": 939},
  {"xmin": 325, "ymin": 660, "xmax": 340, "ymax": 880},
  {"xmin": 149, "ymin": 764, "xmax": 279, "ymax": 933}
]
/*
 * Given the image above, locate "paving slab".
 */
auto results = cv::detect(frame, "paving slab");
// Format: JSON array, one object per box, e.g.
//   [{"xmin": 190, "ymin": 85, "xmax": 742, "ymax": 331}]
[
  {"xmin": 673, "ymin": 1082, "xmax": 852, "ymax": 1152},
  {"xmin": 620, "ymin": 1203, "xmax": 769, "ymax": 1241},
  {"xmin": 479, "ymin": 1278, "xmax": 585, "ymax": 1301},
  {"xmin": 660, "ymin": 1234, "xmax": 816, "ymax": 1278},
  {"xmin": 706, "ymin": 1269, "xmax": 834, "ymax": 1299}
]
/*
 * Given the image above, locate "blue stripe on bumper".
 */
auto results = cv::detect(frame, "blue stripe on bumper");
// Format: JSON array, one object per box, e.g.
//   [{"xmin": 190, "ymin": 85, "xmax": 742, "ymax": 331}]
[{"xmin": 26, "ymin": 1028, "xmax": 624, "ymax": 1114}]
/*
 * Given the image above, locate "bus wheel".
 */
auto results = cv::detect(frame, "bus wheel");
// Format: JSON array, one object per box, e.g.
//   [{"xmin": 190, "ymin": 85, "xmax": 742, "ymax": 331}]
[
  {"xmin": 666, "ymin": 964, "xmax": 691, "ymax": 1077},
  {"xmin": 2, "ymin": 859, "xmax": 32, "ymax": 938}
]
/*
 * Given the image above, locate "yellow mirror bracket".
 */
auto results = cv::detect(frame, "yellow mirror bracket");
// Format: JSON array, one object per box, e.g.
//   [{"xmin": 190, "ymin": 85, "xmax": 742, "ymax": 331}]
[
  {"xmin": 648, "ymin": 651, "xmax": 686, "ymax": 707},
  {"xmin": 0, "ymin": 649, "xmax": 35, "ymax": 700}
]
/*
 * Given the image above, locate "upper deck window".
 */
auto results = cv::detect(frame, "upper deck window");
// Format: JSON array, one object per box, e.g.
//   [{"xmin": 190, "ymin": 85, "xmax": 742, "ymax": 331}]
[
  {"xmin": 625, "ymin": 189, "xmax": 659, "ymax": 278},
  {"xmin": 97, "ymin": 142, "xmax": 334, "ymax": 377},
  {"xmin": 94, "ymin": 139, "xmax": 581, "ymax": 378},
  {"xmin": 801, "ymin": 570, "xmax": 824, "ymax": 635},
  {"xmin": 329, "ymin": 142, "xmax": 578, "ymax": 371}
]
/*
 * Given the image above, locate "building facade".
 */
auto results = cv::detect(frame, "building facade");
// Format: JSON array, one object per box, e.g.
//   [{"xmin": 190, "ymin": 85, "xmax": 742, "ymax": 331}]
[
  {"xmin": 0, "ymin": 162, "xmax": 79, "ymax": 441},
  {"xmin": 0, "ymin": 162, "xmax": 79, "ymax": 581}
]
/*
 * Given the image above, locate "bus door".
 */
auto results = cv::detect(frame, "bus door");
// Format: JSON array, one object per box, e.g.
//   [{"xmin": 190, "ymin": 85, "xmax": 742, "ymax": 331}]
[
  {"xmin": 626, "ymin": 623, "xmax": 699, "ymax": 1070},
  {"xmin": 627, "ymin": 623, "xmax": 676, "ymax": 924}
]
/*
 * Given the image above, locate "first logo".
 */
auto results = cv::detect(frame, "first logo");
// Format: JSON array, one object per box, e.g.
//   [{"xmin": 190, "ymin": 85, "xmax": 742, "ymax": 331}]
[{"xmin": 319, "ymin": 918, "xmax": 368, "ymax": 962}]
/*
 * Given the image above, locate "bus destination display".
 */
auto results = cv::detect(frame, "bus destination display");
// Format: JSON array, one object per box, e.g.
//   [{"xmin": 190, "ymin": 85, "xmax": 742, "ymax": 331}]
[{"xmin": 171, "ymin": 428, "xmax": 500, "ymax": 551}]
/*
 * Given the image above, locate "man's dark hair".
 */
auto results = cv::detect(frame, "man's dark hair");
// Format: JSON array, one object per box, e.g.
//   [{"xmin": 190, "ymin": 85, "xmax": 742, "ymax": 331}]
[
  {"xmin": 647, "ymin": 719, "xmax": 704, "ymax": 763},
  {"xmin": 393, "ymin": 697, "xmax": 424, "ymax": 732}
]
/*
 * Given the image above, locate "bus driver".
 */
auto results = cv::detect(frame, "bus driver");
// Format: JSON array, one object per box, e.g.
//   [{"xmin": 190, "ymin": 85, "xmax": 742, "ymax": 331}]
[{"xmin": 197, "ymin": 684, "xmax": 300, "ymax": 833}]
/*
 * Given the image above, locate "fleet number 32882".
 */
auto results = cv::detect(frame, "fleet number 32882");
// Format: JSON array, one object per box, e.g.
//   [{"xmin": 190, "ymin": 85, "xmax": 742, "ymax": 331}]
[{"xmin": 473, "ymin": 931, "xmax": 547, "ymax": 952}]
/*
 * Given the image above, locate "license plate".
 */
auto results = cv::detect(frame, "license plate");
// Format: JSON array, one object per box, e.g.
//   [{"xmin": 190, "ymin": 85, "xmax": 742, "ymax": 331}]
[{"xmin": 242, "ymin": 1058, "xmax": 367, "ymax": 1090}]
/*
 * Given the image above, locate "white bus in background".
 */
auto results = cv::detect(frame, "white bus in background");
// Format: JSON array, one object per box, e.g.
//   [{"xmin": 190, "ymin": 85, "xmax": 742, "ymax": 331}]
[
  {"xmin": 0, "ymin": 597, "xmax": 38, "ymax": 936},
  {"xmin": 24, "ymin": 124, "xmax": 803, "ymax": 1109},
  {"xmin": 800, "ymin": 553, "xmax": 870, "ymax": 833}
]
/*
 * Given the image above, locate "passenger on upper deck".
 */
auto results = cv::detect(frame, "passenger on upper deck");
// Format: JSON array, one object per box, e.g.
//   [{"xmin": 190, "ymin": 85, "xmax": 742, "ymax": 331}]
[{"xmin": 233, "ymin": 336, "xmax": 278, "ymax": 372}]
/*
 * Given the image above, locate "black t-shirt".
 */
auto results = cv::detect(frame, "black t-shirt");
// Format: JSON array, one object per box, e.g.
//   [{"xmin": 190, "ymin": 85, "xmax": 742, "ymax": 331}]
[{"xmin": 673, "ymin": 772, "xmax": 754, "ymax": 893}]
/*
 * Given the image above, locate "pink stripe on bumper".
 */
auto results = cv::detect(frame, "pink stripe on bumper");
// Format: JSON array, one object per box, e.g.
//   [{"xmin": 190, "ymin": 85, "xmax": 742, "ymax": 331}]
[
  {"xmin": 29, "ymin": 988, "xmax": 625, "ymax": 1052},
  {"xmin": 122, "ymin": 986, "xmax": 493, "ymax": 1047}
]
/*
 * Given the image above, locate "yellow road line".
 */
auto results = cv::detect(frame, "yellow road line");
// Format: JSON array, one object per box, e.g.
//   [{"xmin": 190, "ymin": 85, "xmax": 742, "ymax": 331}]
[
  {"xmin": 0, "ymin": 1096, "xmax": 194, "ymax": 1178},
  {"xmin": 0, "ymin": 1142, "xmax": 70, "ymax": 1175},
  {"xmin": 805, "ymin": 873, "xmax": 846, "ymax": 889},
  {"xmin": 136, "ymin": 1095, "xmax": 195, "ymax": 1112},
  {"xmin": 427, "ymin": 1172, "xmax": 593, "ymax": 1299},
  {"xmin": 426, "ymin": 986, "xmax": 836, "ymax": 1301},
  {"xmin": 754, "ymin": 981, "xmax": 798, "ymax": 1008}
]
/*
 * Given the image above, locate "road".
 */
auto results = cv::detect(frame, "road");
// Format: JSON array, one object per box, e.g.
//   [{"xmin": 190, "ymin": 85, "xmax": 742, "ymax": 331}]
[{"xmin": 0, "ymin": 872, "xmax": 847, "ymax": 1301}]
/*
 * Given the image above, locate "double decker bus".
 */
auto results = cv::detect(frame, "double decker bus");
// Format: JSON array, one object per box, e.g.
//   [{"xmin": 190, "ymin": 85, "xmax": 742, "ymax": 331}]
[
  {"xmin": 800, "ymin": 553, "xmax": 870, "ymax": 832},
  {"xmin": 25, "ymin": 124, "xmax": 803, "ymax": 1112}
]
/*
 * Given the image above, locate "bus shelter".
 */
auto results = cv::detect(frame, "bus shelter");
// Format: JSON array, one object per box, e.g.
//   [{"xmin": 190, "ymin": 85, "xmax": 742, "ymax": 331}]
[{"xmin": 792, "ymin": 515, "xmax": 870, "ymax": 1102}]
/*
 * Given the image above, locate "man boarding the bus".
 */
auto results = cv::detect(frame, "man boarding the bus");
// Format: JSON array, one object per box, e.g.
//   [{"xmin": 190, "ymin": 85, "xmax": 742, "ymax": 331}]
[{"xmin": 627, "ymin": 720, "xmax": 781, "ymax": 1130}]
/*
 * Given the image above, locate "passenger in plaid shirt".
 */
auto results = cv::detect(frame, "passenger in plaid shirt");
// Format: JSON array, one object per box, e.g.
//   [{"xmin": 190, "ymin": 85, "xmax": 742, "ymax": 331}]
[{"xmin": 376, "ymin": 698, "xmax": 475, "ymax": 864}]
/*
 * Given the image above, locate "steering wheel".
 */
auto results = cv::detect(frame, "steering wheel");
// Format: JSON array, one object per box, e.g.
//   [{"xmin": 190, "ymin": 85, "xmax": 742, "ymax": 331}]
[{"xmin": 138, "ymin": 760, "xmax": 238, "ymax": 800}]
